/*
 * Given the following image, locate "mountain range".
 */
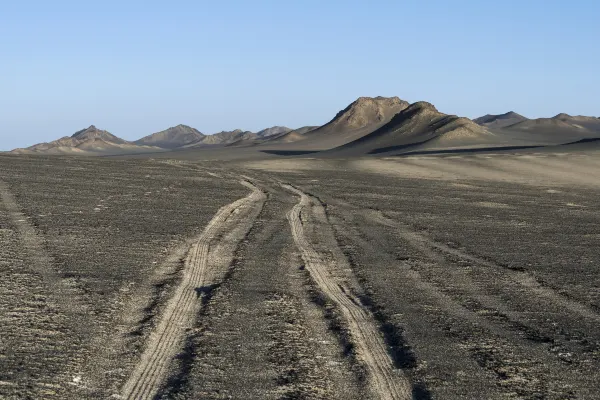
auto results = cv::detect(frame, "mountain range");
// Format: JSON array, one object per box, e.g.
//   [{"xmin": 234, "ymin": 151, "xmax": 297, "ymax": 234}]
[{"xmin": 9, "ymin": 98, "xmax": 600, "ymax": 157}]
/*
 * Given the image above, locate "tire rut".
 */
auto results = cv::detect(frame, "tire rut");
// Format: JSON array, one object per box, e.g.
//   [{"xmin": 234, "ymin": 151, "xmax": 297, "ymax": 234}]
[
  {"xmin": 120, "ymin": 180, "xmax": 266, "ymax": 400},
  {"xmin": 364, "ymin": 208, "xmax": 600, "ymax": 397},
  {"xmin": 282, "ymin": 184, "xmax": 412, "ymax": 400},
  {"xmin": 0, "ymin": 178, "xmax": 94, "ymax": 398},
  {"xmin": 369, "ymin": 209, "xmax": 600, "ymax": 325},
  {"xmin": 0, "ymin": 179, "xmax": 85, "ymax": 309}
]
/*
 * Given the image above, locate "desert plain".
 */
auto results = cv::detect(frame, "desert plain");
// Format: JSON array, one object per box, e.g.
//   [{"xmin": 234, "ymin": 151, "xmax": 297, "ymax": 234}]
[{"xmin": 1, "ymin": 142, "xmax": 600, "ymax": 400}]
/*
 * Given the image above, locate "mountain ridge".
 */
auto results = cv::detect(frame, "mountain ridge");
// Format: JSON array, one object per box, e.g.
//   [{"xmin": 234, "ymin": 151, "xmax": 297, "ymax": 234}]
[
  {"xmin": 135, "ymin": 124, "xmax": 205, "ymax": 149},
  {"xmin": 8, "ymin": 98, "xmax": 600, "ymax": 156}
]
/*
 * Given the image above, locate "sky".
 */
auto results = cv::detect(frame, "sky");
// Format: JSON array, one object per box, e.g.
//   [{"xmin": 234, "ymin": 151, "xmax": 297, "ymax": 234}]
[{"xmin": 1, "ymin": 0, "xmax": 599, "ymax": 150}]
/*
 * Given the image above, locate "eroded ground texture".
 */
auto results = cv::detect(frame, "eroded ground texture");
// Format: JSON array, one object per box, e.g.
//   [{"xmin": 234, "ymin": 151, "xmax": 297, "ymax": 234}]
[{"xmin": 1, "ymin": 151, "xmax": 599, "ymax": 399}]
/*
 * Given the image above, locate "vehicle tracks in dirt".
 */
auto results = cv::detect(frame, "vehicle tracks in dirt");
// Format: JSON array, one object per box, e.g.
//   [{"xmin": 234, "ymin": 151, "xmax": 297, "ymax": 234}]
[
  {"xmin": 120, "ymin": 180, "xmax": 266, "ymax": 400},
  {"xmin": 0, "ymin": 179, "xmax": 92, "ymax": 398},
  {"xmin": 370, "ymin": 209, "xmax": 600, "ymax": 325},
  {"xmin": 283, "ymin": 184, "xmax": 412, "ymax": 400},
  {"xmin": 360, "ymin": 208, "xmax": 600, "ymax": 397},
  {"xmin": 292, "ymin": 188, "xmax": 600, "ymax": 398}
]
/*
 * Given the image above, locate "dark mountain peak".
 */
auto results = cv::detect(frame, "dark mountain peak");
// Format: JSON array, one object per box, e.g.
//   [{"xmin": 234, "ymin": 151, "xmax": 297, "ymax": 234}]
[
  {"xmin": 170, "ymin": 123, "xmax": 196, "ymax": 131},
  {"xmin": 72, "ymin": 125, "xmax": 100, "ymax": 138},
  {"xmin": 503, "ymin": 111, "xmax": 522, "ymax": 118},
  {"xmin": 166, "ymin": 124, "xmax": 204, "ymax": 135},
  {"xmin": 474, "ymin": 114, "xmax": 494, "ymax": 123},
  {"xmin": 70, "ymin": 125, "xmax": 125, "ymax": 144},
  {"xmin": 405, "ymin": 101, "xmax": 438, "ymax": 113},
  {"xmin": 553, "ymin": 113, "xmax": 572, "ymax": 120},
  {"xmin": 134, "ymin": 124, "xmax": 205, "ymax": 148},
  {"xmin": 474, "ymin": 111, "xmax": 528, "ymax": 128}
]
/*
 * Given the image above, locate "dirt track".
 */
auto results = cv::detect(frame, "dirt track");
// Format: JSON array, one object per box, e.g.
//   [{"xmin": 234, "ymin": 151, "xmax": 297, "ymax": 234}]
[
  {"xmin": 121, "ymin": 181, "xmax": 265, "ymax": 399},
  {"xmin": 284, "ymin": 184, "xmax": 411, "ymax": 400}
]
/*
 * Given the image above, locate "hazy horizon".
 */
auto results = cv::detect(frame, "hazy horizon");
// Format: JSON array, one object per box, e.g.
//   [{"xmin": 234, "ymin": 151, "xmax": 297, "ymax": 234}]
[{"xmin": 1, "ymin": 0, "xmax": 599, "ymax": 150}]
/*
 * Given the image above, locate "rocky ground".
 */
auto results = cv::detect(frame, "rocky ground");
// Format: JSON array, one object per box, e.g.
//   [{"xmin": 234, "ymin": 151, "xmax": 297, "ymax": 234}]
[{"xmin": 1, "ymin": 151, "xmax": 599, "ymax": 399}]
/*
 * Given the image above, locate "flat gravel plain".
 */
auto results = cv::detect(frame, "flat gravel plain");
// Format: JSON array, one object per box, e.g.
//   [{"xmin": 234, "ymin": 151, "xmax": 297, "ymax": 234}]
[{"xmin": 1, "ymin": 152, "xmax": 599, "ymax": 399}]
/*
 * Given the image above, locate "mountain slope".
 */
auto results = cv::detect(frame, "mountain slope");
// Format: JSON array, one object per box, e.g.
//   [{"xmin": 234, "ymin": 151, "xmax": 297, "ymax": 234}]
[
  {"xmin": 195, "ymin": 129, "xmax": 254, "ymax": 145},
  {"xmin": 329, "ymin": 102, "xmax": 498, "ymax": 155},
  {"xmin": 226, "ymin": 126, "xmax": 298, "ymax": 147},
  {"xmin": 135, "ymin": 124, "xmax": 205, "ymax": 149},
  {"xmin": 267, "ymin": 96, "xmax": 409, "ymax": 150},
  {"xmin": 255, "ymin": 126, "xmax": 292, "ymax": 138},
  {"xmin": 260, "ymin": 125, "xmax": 318, "ymax": 143},
  {"xmin": 474, "ymin": 111, "xmax": 528, "ymax": 129}
]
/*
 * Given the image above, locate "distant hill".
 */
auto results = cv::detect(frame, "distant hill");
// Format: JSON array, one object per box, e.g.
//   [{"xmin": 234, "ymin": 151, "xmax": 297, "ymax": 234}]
[
  {"xmin": 330, "ymin": 101, "xmax": 497, "ymax": 155},
  {"xmin": 474, "ymin": 111, "xmax": 528, "ymax": 129},
  {"xmin": 135, "ymin": 124, "xmax": 205, "ymax": 149},
  {"xmin": 549, "ymin": 113, "xmax": 600, "ymax": 131},
  {"xmin": 269, "ymin": 96, "xmax": 409, "ymax": 150},
  {"xmin": 195, "ymin": 129, "xmax": 254, "ymax": 146},
  {"xmin": 497, "ymin": 113, "xmax": 600, "ymax": 142},
  {"xmin": 12, "ymin": 125, "xmax": 160, "ymax": 155},
  {"xmin": 261, "ymin": 126, "xmax": 318, "ymax": 143},
  {"xmin": 255, "ymin": 126, "xmax": 292, "ymax": 138},
  {"xmin": 226, "ymin": 126, "xmax": 297, "ymax": 147},
  {"xmin": 9, "ymin": 102, "xmax": 600, "ymax": 157}
]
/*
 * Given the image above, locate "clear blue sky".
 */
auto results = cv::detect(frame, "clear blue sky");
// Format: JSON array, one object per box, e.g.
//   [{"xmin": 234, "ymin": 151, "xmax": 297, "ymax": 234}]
[{"xmin": 1, "ymin": 0, "xmax": 598, "ymax": 150}]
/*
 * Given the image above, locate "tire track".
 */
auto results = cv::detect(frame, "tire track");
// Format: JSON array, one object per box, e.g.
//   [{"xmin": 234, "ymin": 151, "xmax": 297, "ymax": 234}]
[
  {"xmin": 364, "ymin": 209, "xmax": 600, "ymax": 396},
  {"xmin": 121, "ymin": 181, "xmax": 266, "ymax": 400},
  {"xmin": 369, "ymin": 209, "xmax": 600, "ymax": 324},
  {"xmin": 0, "ymin": 179, "xmax": 65, "ymax": 293},
  {"xmin": 283, "ymin": 184, "xmax": 412, "ymax": 400},
  {"xmin": 0, "ymin": 178, "xmax": 90, "ymax": 398},
  {"xmin": 333, "ymin": 208, "xmax": 598, "ymax": 397},
  {"xmin": 0, "ymin": 178, "xmax": 91, "ymax": 316}
]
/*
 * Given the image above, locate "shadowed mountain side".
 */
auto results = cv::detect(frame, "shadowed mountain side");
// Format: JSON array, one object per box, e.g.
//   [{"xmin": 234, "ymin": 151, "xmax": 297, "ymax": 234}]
[
  {"xmin": 474, "ymin": 112, "xmax": 528, "ymax": 128},
  {"xmin": 135, "ymin": 124, "xmax": 205, "ymax": 148},
  {"xmin": 391, "ymin": 136, "xmax": 600, "ymax": 157},
  {"xmin": 325, "ymin": 102, "xmax": 499, "ymax": 156},
  {"xmin": 267, "ymin": 96, "xmax": 410, "ymax": 150}
]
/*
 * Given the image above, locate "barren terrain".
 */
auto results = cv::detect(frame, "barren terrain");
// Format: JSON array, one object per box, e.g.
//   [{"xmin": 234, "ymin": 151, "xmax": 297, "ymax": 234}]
[{"xmin": 1, "ymin": 147, "xmax": 599, "ymax": 399}]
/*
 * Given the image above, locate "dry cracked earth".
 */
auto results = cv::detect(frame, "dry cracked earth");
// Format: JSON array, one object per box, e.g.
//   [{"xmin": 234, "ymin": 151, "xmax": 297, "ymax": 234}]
[{"xmin": 1, "ymin": 152, "xmax": 599, "ymax": 399}]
